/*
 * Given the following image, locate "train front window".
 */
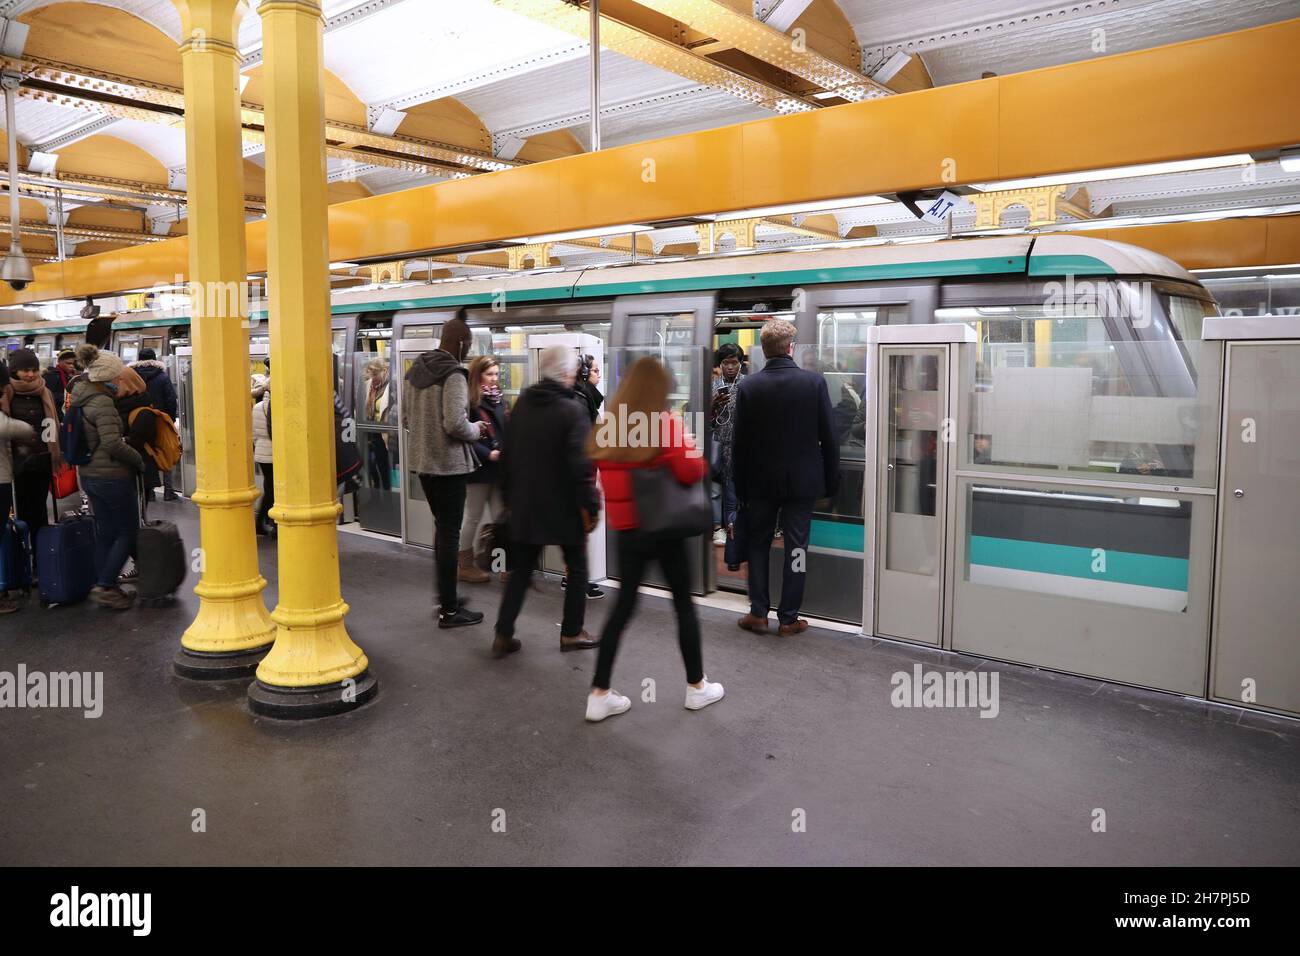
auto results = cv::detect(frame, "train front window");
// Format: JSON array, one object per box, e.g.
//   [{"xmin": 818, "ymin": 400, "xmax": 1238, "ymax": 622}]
[{"xmin": 939, "ymin": 303, "xmax": 1222, "ymax": 486}]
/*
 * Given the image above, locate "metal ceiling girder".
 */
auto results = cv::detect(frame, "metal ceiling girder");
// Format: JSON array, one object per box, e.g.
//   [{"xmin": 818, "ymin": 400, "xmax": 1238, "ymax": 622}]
[
  {"xmin": 635, "ymin": 0, "xmax": 891, "ymax": 102},
  {"xmin": 3, "ymin": 53, "xmax": 522, "ymax": 175},
  {"xmin": 491, "ymin": 0, "xmax": 820, "ymax": 113}
]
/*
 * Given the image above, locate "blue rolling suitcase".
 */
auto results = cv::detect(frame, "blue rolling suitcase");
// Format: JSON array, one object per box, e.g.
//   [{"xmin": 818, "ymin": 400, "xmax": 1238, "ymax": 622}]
[
  {"xmin": 1, "ymin": 513, "xmax": 33, "ymax": 597},
  {"xmin": 36, "ymin": 515, "xmax": 97, "ymax": 606}
]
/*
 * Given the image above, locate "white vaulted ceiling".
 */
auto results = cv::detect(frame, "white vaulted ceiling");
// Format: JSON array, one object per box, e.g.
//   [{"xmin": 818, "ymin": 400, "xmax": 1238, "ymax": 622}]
[{"xmin": 4, "ymin": 0, "xmax": 1299, "ymax": 266}]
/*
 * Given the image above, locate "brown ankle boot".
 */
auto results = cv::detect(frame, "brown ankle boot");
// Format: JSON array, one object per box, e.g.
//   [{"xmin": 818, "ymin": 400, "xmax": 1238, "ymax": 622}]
[{"xmin": 458, "ymin": 549, "xmax": 490, "ymax": 583}]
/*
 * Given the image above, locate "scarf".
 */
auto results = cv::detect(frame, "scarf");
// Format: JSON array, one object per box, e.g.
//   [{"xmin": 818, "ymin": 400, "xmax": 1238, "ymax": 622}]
[{"xmin": 2, "ymin": 376, "xmax": 64, "ymax": 467}]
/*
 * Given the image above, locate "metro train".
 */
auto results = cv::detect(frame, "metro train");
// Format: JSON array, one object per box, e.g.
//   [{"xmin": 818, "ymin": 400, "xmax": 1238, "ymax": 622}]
[{"xmin": 0, "ymin": 234, "xmax": 1219, "ymax": 636}]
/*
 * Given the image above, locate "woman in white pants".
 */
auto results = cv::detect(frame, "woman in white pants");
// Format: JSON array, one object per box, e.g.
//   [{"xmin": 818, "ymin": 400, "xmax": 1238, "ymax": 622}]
[{"xmin": 458, "ymin": 356, "xmax": 509, "ymax": 582}]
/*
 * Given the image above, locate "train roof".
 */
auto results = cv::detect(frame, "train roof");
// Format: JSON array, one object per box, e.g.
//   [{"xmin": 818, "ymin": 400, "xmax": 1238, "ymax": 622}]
[{"xmin": 3, "ymin": 234, "xmax": 1199, "ymax": 336}]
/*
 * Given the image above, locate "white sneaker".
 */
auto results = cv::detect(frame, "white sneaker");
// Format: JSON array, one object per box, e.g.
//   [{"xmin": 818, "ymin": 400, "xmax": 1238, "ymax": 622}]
[
  {"xmin": 586, "ymin": 690, "xmax": 632, "ymax": 722},
  {"xmin": 712, "ymin": 528, "xmax": 727, "ymax": 545},
  {"xmin": 685, "ymin": 676, "xmax": 725, "ymax": 711}
]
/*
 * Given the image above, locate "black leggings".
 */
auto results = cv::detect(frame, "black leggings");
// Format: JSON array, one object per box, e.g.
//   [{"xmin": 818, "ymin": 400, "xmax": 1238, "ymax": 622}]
[{"xmin": 593, "ymin": 530, "xmax": 703, "ymax": 690}]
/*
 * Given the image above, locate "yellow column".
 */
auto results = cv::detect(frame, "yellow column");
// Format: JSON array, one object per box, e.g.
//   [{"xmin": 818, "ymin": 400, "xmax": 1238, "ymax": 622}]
[
  {"xmin": 173, "ymin": 0, "xmax": 277, "ymax": 680},
  {"xmin": 248, "ymin": 0, "xmax": 376, "ymax": 718}
]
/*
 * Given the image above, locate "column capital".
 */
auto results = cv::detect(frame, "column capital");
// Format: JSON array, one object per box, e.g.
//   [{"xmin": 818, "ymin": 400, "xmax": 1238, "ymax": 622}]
[
  {"xmin": 257, "ymin": 0, "xmax": 325, "ymax": 19},
  {"xmin": 172, "ymin": 0, "xmax": 250, "ymax": 49}
]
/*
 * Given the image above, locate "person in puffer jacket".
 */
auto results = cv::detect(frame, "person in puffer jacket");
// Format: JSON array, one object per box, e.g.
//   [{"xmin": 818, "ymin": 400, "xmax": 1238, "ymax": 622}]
[
  {"xmin": 583, "ymin": 357, "xmax": 724, "ymax": 723},
  {"xmin": 71, "ymin": 344, "xmax": 145, "ymax": 611},
  {"xmin": 1, "ymin": 363, "xmax": 37, "ymax": 615},
  {"xmin": 401, "ymin": 309, "xmax": 487, "ymax": 629}
]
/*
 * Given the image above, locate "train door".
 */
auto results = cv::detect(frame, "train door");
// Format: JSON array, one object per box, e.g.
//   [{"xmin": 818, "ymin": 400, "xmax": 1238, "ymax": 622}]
[
  {"xmin": 1210, "ymin": 324, "xmax": 1300, "ymax": 716},
  {"xmin": 352, "ymin": 321, "xmax": 401, "ymax": 536},
  {"xmin": 173, "ymin": 346, "xmax": 198, "ymax": 497},
  {"xmin": 141, "ymin": 331, "xmax": 166, "ymax": 358},
  {"xmin": 31, "ymin": 335, "xmax": 56, "ymax": 366},
  {"xmin": 607, "ymin": 293, "xmax": 715, "ymax": 595},
  {"xmin": 116, "ymin": 332, "xmax": 142, "ymax": 363},
  {"xmin": 526, "ymin": 332, "xmax": 607, "ymax": 583},
  {"xmin": 710, "ymin": 311, "xmax": 778, "ymax": 596},
  {"xmin": 865, "ymin": 324, "xmax": 973, "ymax": 645}
]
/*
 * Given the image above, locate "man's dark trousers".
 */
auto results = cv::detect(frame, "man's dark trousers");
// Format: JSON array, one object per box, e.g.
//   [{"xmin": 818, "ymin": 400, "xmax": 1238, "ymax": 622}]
[{"xmin": 745, "ymin": 496, "xmax": 814, "ymax": 626}]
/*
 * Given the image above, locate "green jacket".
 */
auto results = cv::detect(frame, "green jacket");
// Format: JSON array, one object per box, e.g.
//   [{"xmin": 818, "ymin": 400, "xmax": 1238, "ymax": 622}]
[{"xmin": 70, "ymin": 380, "xmax": 145, "ymax": 480}]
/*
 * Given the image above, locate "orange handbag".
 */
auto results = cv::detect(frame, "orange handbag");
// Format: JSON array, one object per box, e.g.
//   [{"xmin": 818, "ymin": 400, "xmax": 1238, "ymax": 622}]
[{"xmin": 51, "ymin": 464, "xmax": 79, "ymax": 499}]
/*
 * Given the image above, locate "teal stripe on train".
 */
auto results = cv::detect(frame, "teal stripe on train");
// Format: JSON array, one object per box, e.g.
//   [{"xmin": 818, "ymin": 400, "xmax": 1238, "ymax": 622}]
[
  {"xmin": 809, "ymin": 519, "xmax": 864, "ymax": 553},
  {"xmin": 969, "ymin": 535, "xmax": 1188, "ymax": 591}
]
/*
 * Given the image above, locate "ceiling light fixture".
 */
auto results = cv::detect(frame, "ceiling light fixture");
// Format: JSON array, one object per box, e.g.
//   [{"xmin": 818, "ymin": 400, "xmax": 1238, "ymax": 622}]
[{"xmin": 971, "ymin": 154, "xmax": 1256, "ymax": 192}]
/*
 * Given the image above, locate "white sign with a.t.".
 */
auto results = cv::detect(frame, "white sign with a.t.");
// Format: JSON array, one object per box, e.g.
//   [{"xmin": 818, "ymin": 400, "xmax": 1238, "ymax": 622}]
[{"xmin": 921, "ymin": 190, "xmax": 965, "ymax": 224}]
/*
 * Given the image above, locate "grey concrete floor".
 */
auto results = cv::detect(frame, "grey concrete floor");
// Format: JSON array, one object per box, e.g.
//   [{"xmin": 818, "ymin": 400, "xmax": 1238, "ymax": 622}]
[{"xmin": 1, "ymin": 497, "xmax": 1297, "ymax": 866}]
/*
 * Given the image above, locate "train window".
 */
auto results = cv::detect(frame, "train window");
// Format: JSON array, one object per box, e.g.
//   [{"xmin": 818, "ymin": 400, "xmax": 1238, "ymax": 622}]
[
  {"xmin": 964, "ymin": 483, "xmax": 1193, "ymax": 613},
  {"xmin": 802, "ymin": 307, "xmax": 904, "ymax": 520},
  {"xmin": 943, "ymin": 306, "xmax": 1222, "ymax": 486},
  {"xmin": 625, "ymin": 312, "xmax": 694, "ymax": 349}
]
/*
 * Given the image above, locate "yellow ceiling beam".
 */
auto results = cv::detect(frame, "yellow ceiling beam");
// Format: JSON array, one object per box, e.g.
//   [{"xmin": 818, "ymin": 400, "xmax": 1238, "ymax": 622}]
[
  {"xmin": 492, "ymin": 0, "xmax": 820, "ymax": 113},
  {"xmin": 634, "ymin": 0, "xmax": 891, "ymax": 101},
  {"xmin": 5, "ymin": 17, "xmax": 1300, "ymax": 303}
]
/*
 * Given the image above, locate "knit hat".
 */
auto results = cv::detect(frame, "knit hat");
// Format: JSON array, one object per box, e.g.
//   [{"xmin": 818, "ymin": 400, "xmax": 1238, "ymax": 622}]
[
  {"xmin": 6, "ymin": 347, "xmax": 39, "ymax": 373},
  {"xmin": 57, "ymin": 349, "xmax": 76, "ymax": 362},
  {"xmin": 439, "ymin": 308, "xmax": 473, "ymax": 363},
  {"xmin": 75, "ymin": 343, "xmax": 126, "ymax": 383}
]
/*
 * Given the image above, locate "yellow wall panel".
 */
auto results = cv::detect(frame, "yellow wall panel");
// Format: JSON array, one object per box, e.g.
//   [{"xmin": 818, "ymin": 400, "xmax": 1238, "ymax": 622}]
[
  {"xmin": 998, "ymin": 19, "xmax": 1300, "ymax": 178},
  {"xmin": 742, "ymin": 80, "xmax": 1000, "ymax": 205}
]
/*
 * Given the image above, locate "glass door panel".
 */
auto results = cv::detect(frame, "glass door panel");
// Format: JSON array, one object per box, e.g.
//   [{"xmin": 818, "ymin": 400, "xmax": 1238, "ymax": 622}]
[
  {"xmin": 353, "ymin": 349, "xmax": 401, "ymax": 536},
  {"xmin": 876, "ymin": 346, "xmax": 947, "ymax": 644}
]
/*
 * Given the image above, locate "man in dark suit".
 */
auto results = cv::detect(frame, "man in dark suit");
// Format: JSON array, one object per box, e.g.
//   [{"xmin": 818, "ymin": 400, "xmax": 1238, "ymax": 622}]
[{"xmin": 730, "ymin": 319, "xmax": 839, "ymax": 636}]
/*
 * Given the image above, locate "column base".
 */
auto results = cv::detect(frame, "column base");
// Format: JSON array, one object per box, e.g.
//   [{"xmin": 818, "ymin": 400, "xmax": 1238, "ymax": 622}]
[
  {"xmin": 246, "ymin": 669, "xmax": 378, "ymax": 720},
  {"xmin": 174, "ymin": 646, "xmax": 271, "ymax": 681}
]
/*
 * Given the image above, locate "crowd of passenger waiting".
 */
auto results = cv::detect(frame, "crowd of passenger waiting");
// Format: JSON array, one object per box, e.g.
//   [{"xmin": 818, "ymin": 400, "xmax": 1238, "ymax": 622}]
[
  {"xmin": 1, "ymin": 336, "xmax": 180, "ymax": 614},
  {"xmin": 393, "ymin": 309, "xmax": 839, "ymax": 722},
  {"xmin": 4, "ymin": 310, "xmax": 842, "ymax": 723}
]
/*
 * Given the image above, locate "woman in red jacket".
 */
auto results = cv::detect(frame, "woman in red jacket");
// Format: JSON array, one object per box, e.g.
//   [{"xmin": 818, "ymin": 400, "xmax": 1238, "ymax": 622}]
[{"xmin": 586, "ymin": 357, "xmax": 724, "ymax": 722}]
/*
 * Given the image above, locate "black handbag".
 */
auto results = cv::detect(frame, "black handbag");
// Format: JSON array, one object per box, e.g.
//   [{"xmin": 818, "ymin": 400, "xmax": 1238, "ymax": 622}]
[{"xmin": 630, "ymin": 465, "xmax": 711, "ymax": 539}]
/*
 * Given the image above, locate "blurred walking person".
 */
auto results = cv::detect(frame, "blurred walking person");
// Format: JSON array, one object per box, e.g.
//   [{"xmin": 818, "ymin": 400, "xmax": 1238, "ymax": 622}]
[
  {"xmin": 585, "ymin": 357, "xmax": 723, "ymax": 722},
  {"xmin": 491, "ymin": 346, "xmax": 600, "ymax": 659}
]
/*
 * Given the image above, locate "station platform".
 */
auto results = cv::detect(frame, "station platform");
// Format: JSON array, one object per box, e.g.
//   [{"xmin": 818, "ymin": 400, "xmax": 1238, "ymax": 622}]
[{"xmin": 2, "ymin": 498, "xmax": 1295, "ymax": 867}]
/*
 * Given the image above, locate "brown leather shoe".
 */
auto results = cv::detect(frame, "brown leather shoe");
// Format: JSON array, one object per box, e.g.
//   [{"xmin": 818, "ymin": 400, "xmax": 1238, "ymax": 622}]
[
  {"xmin": 778, "ymin": 619, "xmax": 809, "ymax": 636},
  {"xmin": 737, "ymin": 613, "xmax": 770, "ymax": 633},
  {"xmin": 560, "ymin": 630, "xmax": 600, "ymax": 651},
  {"xmin": 491, "ymin": 633, "xmax": 522, "ymax": 659},
  {"xmin": 458, "ymin": 550, "xmax": 490, "ymax": 584}
]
